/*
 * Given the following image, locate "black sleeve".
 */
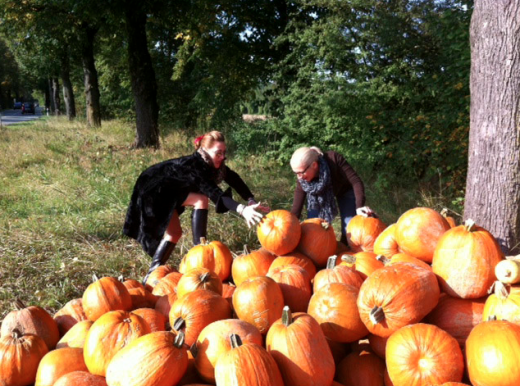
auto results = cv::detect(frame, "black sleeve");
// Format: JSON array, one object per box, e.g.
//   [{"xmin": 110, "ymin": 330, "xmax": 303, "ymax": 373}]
[{"xmin": 224, "ymin": 167, "xmax": 255, "ymax": 201}]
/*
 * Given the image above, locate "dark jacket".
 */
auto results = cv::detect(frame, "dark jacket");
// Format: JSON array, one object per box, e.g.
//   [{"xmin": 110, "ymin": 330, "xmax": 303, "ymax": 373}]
[
  {"xmin": 123, "ymin": 152, "xmax": 253, "ymax": 256},
  {"xmin": 291, "ymin": 150, "xmax": 365, "ymax": 218}
]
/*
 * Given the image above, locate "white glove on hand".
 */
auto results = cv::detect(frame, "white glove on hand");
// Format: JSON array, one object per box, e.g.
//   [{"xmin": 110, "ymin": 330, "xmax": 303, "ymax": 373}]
[
  {"xmin": 237, "ymin": 203, "xmax": 264, "ymax": 228},
  {"xmin": 356, "ymin": 206, "xmax": 375, "ymax": 217},
  {"xmin": 248, "ymin": 199, "xmax": 271, "ymax": 213}
]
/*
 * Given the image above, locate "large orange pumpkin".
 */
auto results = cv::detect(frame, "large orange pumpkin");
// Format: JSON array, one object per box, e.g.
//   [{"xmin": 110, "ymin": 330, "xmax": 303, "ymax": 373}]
[
  {"xmin": 346, "ymin": 213, "xmax": 386, "ymax": 253},
  {"xmin": 56, "ymin": 320, "xmax": 93, "ymax": 349},
  {"xmin": 144, "ymin": 265, "xmax": 177, "ymax": 291},
  {"xmin": 269, "ymin": 252, "xmax": 317, "ymax": 280},
  {"xmin": 53, "ymin": 298, "xmax": 88, "ymax": 336},
  {"xmin": 257, "ymin": 209, "xmax": 301, "ymax": 256},
  {"xmin": 176, "ymin": 267, "xmax": 222, "ymax": 298},
  {"xmin": 395, "ymin": 207, "xmax": 450, "ymax": 262},
  {"xmin": 34, "ymin": 347, "xmax": 88, "ymax": 386},
  {"xmin": 313, "ymin": 255, "xmax": 364, "ymax": 293},
  {"xmin": 465, "ymin": 320, "xmax": 520, "ymax": 386},
  {"xmin": 54, "ymin": 371, "xmax": 107, "ymax": 386},
  {"xmin": 82, "ymin": 277, "xmax": 132, "ymax": 321},
  {"xmin": 378, "ymin": 253, "xmax": 432, "ymax": 271},
  {"xmin": 335, "ymin": 350, "xmax": 385, "ymax": 386},
  {"xmin": 338, "ymin": 252, "xmax": 384, "ymax": 279},
  {"xmin": 151, "ymin": 272, "xmax": 183, "ymax": 296},
  {"xmin": 127, "ymin": 287, "xmax": 159, "ymax": 309},
  {"xmin": 132, "ymin": 308, "xmax": 167, "ymax": 332},
  {"xmin": 266, "ymin": 306, "xmax": 335, "ymax": 386},
  {"xmin": 386, "ymin": 323, "xmax": 464, "ymax": 386},
  {"xmin": 297, "ymin": 218, "xmax": 337, "ymax": 267},
  {"xmin": 180, "ymin": 239, "xmax": 233, "ymax": 281},
  {"xmin": 154, "ymin": 292, "xmax": 178, "ymax": 318},
  {"xmin": 482, "ymin": 281, "xmax": 520, "ymax": 324},
  {"xmin": 373, "ymin": 224, "xmax": 400, "ymax": 258},
  {"xmin": 267, "ymin": 264, "xmax": 312, "ymax": 312},
  {"xmin": 231, "ymin": 246, "xmax": 276, "ymax": 286},
  {"xmin": 432, "ymin": 220, "xmax": 504, "ymax": 299},
  {"xmin": 357, "ymin": 263, "xmax": 440, "ymax": 338}
]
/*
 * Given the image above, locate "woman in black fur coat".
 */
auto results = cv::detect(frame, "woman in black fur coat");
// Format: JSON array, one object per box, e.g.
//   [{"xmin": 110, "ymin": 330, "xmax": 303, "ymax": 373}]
[{"xmin": 123, "ymin": 131, "xmax": 268, "ymax": 284}]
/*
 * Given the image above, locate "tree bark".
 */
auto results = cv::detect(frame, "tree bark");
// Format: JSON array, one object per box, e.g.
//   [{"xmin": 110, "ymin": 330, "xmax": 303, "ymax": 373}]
[
  {"xmin": 124, "ymin": 6, "xmax": 160, "ymax": 148},
  {"xmin": 464, "ymin": 0, "xmax": 520, "ymax": 254},
  {"xmin": 60, "ymin": 50, "xmax": 76, "ymax": 120},
  {"xmin": 48, "ymin": 77, "xmax": 55, "ymax": 113},
  {"xmin": 52, "ymin": 77, "xmax": 61, "ymax": 115},
  {"xmin": 81, "ymin": 25, "xmax": 101, "ymax": 127}
]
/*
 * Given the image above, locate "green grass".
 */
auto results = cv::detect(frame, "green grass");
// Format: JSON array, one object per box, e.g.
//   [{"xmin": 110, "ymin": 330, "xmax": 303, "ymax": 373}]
[{"xmin": 0, "ymin": 117, "xmax": 458, "ymax": 319}]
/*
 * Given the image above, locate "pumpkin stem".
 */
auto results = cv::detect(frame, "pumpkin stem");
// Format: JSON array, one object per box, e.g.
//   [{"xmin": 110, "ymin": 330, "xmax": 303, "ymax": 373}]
[
  {"xmin": 487, "ymin": 315, "xmax": 497, "ymax": 321},
  {"xmin": 117, "ymin": 275, "xmax": 125, "ymax": 282},
  {"xmin": 369, "ymin": 306, "xmax": 385, "ymax": 325},
  {"xmin": 243, "ymin": 245, "xmax": 250, "ymax": 255},
  {"xmin": 282, "ymin": 306, "xmax": 293, "ymax": 326},
  {"xmin": 326, "ymin": 255, "xmax": 338, "ymax": 269},
  {"xmin": 321, "ymin": 221, "xmax": 330, "ymax": 230},
  {"xmin": 13, "ymin": 298, "xmax": 25, "ymax": 310},
  {"xmin": 200, "ymin": 272, "xmax": 210, "ymax": 283},
  {"xmin": 230, "ymin": 333, "xmax": 243, "ymax": 349},
  {"xmin": 11, "ymin": 328, "xmax": 22, "ymax": 339},
  {"xmin": 173, "ymin": 317, "xmax": 186, "ymax": 332},
  {"xmin": 494, "ymin": 281, "xmax": 510, "ymax": 300},
  {"xmin": 199, "ymin": 237, "xmax": 207, "ymax": 245},
  {"xmin": 376, "ymin": 255, "xmax": 391, "ymax": 265},
  {"xmin": 440, "ymin": 208, "xmax": 449, "ymax": 217},
  {"xmin": 174, "ymin": 331, "xmax": 185, "ymax": 348},
  {"xmin": 92, "ymin": 273, "xmax": 99, "ymax": 282},
  {"xmin": 464, "ymin": 219, "xmax": 476, "ymax": 232},
  {"xmin": 340, "ymin": 254, "xmax": 356, "ymax": 265}
]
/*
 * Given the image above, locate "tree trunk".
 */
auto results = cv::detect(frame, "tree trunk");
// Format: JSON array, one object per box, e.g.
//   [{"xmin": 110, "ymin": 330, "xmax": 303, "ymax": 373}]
[
  {"xmin": 44, "ymin": 82, "xmax": 50, "ymax": 113},
  {"xmin": 61, "ymin": 50, "xmax": 76, "ymax": 120},
  {"xmin": 124, "ymin": 6, "xmax": 160, "ymax": 148},
  {"xmin": 464, "ymin": 0, "xmax": 520, "ymax": 254},
  {"xmin": 52, "ymin": 77, "xmax": 61, "ymax": 115},
  {"xmin": 48, "ymin": 77, "xmax": 55, "ymax": 113},
  {"xmin": 81, "ymin": 25, "xmax": 101, "ymax": 127}
]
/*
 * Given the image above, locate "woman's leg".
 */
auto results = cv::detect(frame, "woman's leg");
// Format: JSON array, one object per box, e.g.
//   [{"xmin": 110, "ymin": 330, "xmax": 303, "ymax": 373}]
[
  {"xmin": 182, "ymin": 193, "xmax": 209, "ymax": 245},
  {"xmin": 337, "ymin": 189, "xmax": 357, "ymax": 244}
]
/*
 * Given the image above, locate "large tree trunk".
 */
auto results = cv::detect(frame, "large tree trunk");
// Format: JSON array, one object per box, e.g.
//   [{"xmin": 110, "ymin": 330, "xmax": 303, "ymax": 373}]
[
  {"xmin": 52, "ymin": 77, "xmax": 61, "ymax": 115},
  {"xmin": 464, "ymin": 0, "xmax": 520, "ymax": 254},
  {"xmin": 81, "ymin": 25, "xmax": 101, "ymax": 127},
  {"xmin": 61, "ymin": 50, "xmax": 76, "ymax": 120},
  {"xmin": 124, "ymin": 5, "xmax": 159, "ymax": 148}
]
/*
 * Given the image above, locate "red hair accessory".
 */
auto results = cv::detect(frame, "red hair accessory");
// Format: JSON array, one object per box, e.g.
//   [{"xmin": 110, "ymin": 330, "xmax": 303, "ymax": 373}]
[{"xmin": 194, "ymin": 135, "xmax": 204, "ymax": 145}]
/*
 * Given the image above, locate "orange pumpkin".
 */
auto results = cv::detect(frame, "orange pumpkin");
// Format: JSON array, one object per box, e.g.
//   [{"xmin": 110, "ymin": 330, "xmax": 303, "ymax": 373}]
[
  {"xmin": 1, "ymin": 299, "xmax": 60, "ymax": 351},
  {"xmin": 82, "ymin": 277, "xmax": 132, "ymax": 321},
  {"xmin": 368, "ymin": 333, "xmax": 388, "ymax": 359},
  {"xmin": 132, "ymin": 308, "xmax": 167, "ymax": 332},
  {"xmin": 269, "ymin": 252, "xmax": 317, "ymax": 280},
  {"xmin": 297, "ymin": 218, "xmax": 337, "ymax": 267},
  {"xmin": 346, "ymin": 213, "xmax": 386, "ymax": 253},
  {"xmin": 176, "ymin": 267, "xmax": 222, "ymax": 298},
  {"xmin": 127, "ymin": 287, "xmax": 159, "ymax": 309},
  {"xmin": 53, "ymin": 298, "xmax": 88, "ymax": 336},
  {"xmin": 106, "ymin": 331, "xmax": 188, "ymax": 386},
  {"xmin": 154, "ymin": 292, "xmax": 178, "ymax": 318},
  {"xmin": 432, "ymin": 220, "xmax": 504, "ymax": 299},
  {"xmin": 326, "ymin": 337, "xmax": 351, "ymax": 367},
  {"xmin": 386, "ymin": 323, "xmax": 464, "ymax": 386},
  {"xmin": 394, "ymin": 207, "xmax": 450, "ymax": 263},
  {"xmin": 382, "ymin": 253, "xmax": 432, "ymax": 271},
  {"xmin": 373, "ymin": 224, "xmax": 400, "ymax": 258},
  {"xmin": 54, "ymin": 371, "xmax": 107, "ymax": 386},
  {"xmin": 34, "ymin": 347, "xmax": 88, "ymax": 386},
  {"xmin": 335, "ymin": 350, "xmax": 385, "ymax": 386},
  {"xmin": 441, "ymin": 208, "xmax": 457, "ymax": 228},
  {"xmin": 231, "ymin": 246, "xmax": 276, "ymax": 286},
  {"xmin": 339, "ymin": 252, "xmax": 384, "ymax": 279},
  {"xmin": 222, "ymin": 282, "xmax": 236, "ymax": 311},
  {"xmin": 0, "ymin": 329, "xmax": 48, "ymax": 386},
  {"xmin": 151, "ymin": 271, "xmax": 183, "ymax": 296},
  {"xmin": 257, "ymin": 209, "xmax": 301, "ymax": 256},
  {"xmin": 180, "ymin": 239, "xmax": 233, "ymax": 281},
  {"xmin": 215, "ymin": 334, "xmax": 284, "ymax": 386},
  {"xmin": 122, "ymin": 278, "xmax": 145, "ymax": 291},
  {"xmin": 144, "ymin": 265, "xmax": 177, "ymax": 291},
  {"xmin": 56, "ymin": 320, "xmax": 93, "ymax": 349},
  {"xmin": 357, "ymin": 263, "xmax": 440, "ymax": 338},
  {"xmin": 232, "ymin": 276, "xmax": 284, "ymax": 335},
  {"xmin": 266, "ymin": 306, "xmax": 335, "ymax": 386},
  {"xmin": 465, "ymin": 320, "xmax": 520, "ymax": 386},
  {"xmin": 313, "ymin": 255, "xmax": 364, "ymax": 293},
  {"xmin": 482, "ymin": 281, "xmax": 520, "ymax": 324},
  {"xmin": 267, "ymin": 263, "xmax": 312, "ymax": 312}
]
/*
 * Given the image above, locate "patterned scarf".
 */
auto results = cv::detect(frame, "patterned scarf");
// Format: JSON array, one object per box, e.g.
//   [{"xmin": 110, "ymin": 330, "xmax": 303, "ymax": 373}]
[
  {"xmin": 197, "ymin": 148, "xmax": 227, "ymax": 184},
  {"xmin": 299, "ymin": 156, "xmax": 338, "ymax": 223}
]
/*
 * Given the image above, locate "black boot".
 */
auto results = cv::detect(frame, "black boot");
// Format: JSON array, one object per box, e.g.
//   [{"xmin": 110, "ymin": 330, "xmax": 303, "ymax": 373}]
[
  {"xmin": 142, "ymin": 239, "xmax": 176, "ymax": 285},
  {"xmin": 192, "ymin": 209, "xmax": 208, "ymax": 245}
]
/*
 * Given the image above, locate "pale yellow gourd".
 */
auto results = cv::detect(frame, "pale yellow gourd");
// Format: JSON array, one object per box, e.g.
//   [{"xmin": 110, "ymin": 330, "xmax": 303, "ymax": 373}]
[{"xmin": 495, "ymin": 258, "xmax": 520, "ymax": 284}]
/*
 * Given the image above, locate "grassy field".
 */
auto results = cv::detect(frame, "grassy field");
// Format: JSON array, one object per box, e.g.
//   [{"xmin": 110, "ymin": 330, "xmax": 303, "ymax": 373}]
[{"xmin": 0, "ymin": 116, "xmax": 458, "ymax": 319}]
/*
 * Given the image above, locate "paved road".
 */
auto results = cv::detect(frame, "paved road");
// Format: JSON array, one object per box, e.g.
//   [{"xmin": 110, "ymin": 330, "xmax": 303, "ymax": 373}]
[{"xmin": 0, "ymin": 107, "xmax": 43, "ymax": 126}]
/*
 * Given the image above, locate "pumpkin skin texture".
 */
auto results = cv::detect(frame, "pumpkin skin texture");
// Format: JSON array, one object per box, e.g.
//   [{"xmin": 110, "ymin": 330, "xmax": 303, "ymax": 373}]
[
  {"xmin": 194, "ymin": 319, "xmax": 263, "ymax": 384},
  {"xmin": 83, "ymin": 310, "xmax": 150, "ymax": 376},
  {"xmin": 1, "ymin": 300, "xmax": 60, "ymax": 351},
  {"xmin": 127, "ymin": 287, "xmax": 159, "ymax": 309},
  {"xmin": 132, "ymin": 308, "xmax": 167, "ymax": 332},
  {"xmin": 155, "ymin": 292, "xmax": 178, "ymax": 318},
  {"xmin": 222, "ymin": 283, "xmax": 236, "ymax": 311},
  {"xmin": 368, "ymin": 333, "xmax": 388, "ymax": 359},
  {"xmin": 180, "ymin": 240, "xmax": 233, "ymax": 281},
  {"xmin": 266, "ymin": 307, "xmax": 335, "ymax": 386},
  {"xmin": 54, "ymin": 371, "xmax": 108, "ymax": 386},
  {"xmin": 373, "ymin": 224, "xmax": 400, "ymax": 258},
  {"xmin": 232, "ymin": 276, "xmax": 284, "ymax": 335},
  {"xmin": 215, "ymin": 334, "xmax": 284, "ymax": 386},
  {"xmin": 335, "ymin": 350, "xmax": 385, "ymax": 386},
  {"xmin": 152, "ymin": 272, "xmax": 183, "ymax": 296},
  {"xmin": 482, "ymin": 282, "xmax": 520, "ymax": 324},
  {"xmin": 297, "ymin": 218, "xmax": 337, "ymax": 267},
  {"xmin": 267, "ymin": 264, "xmax": 312, "ymax": 312},
  {"xmin": 257, "ymin": 209, "xmax": 301, "ymax": 256},
  {"xmin": 176, "ymin": 267, "xmax": 223, "ymax": 298},
  {"xmin": 144, "ymin": 265, "xmax": 177, "ymax": 291},
  {"xmin": 82, "ymin": 277, "xmax": 132, "ymax": 321},
  {"xmin": 53, "ymin": 298, "xmax": 88, "ymax": 336},
  {"xmin": 313, "ymin": 256, "xmax": 364, "ymax": 293},
  {"xmin": 386, "ymin": 323, "xmax": 464, "ymax": 386},
  {"xmin": 0, "ymin": 330, "xmax": 48, "ymax": 386},
  {"xmin": 269, "ymin": 252, "xmax": 317, "ymax": 280},
  {"xmin": 395, "ymin": 207, "xmax": 451, "ymax": 263},
  {"xmin": 357, "ymin": 263, "xmax": 440, "ymax": 338},
  {"xmin": 339, "ymin": 252, "xmax": 384, "ymax": 280},
  {"xmin": 465, "ymin": 320, "xmax": 520, "ymax": 386},
  {"xmin": 386, "ymin": 253, "xmax": 432, "ymax": 271},
  {"xmin": 56, "ymin": 320, "xmax": 93, "ymax": 349},
  {"xmin": 231, "ymin": 247, "xmax": 276, "ymax": 287},
  {"xmin": 432, "ymin": 221, "xmax": 504, "ymax": 299},
  {"xmin": 347, "ymin": 214, "xmax": 387, "ymax": 253},
  {"xmin": 105, "ymin": 331, "xmax": 188, "ymax": 386},
  {"xmin": 34, "ymin": 347, "xmax": 88, "ymax": 386}
]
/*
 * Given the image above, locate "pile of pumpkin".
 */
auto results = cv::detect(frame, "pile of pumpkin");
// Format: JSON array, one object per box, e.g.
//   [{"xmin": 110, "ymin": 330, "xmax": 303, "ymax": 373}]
[{"xmin": 2, "ymin": 207, "xmax": 520, "ymax": 386}]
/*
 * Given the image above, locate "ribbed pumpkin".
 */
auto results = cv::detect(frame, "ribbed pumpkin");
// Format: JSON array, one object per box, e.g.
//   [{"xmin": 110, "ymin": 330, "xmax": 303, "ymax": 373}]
[
  {"xmin": 313, "ymin": 256, "xmax": 364, "ymax": 293},
  {"xmin": 266, "ymin": 307, "xmax": 335, "ymax": 386},
  {"xmin": 395, "ymin": 207, "xmax": 450, "ymax": 262},
  {"xmin": 152, "ymin": 272, "xmax": 183, "ymax": 296},
  {"xmin": 127, "ymin": 287, "xmax": 159, "ymax": 309},
  {"xmin": 373, "ymin": 224, "xmax": 400, "ymax": 258},
  {"xmin": 54, "ymin": 371, "xmax": 108, "ymax": 386},
  {"xmin": 170, "ymin": 289, "xmax": 232, "ymax": 346},
  {"xmin": 424, "ymin": 293, "xmax": 486, "ymax": 347},
  {"xmin": 257, "ymin": 209, "xmax": 301, "ymax": 256},
  {"xmin": 308, "ymin": 283, "xmax": 368, "ymax": 343},
  {"xmin": 379, "ymin": 253, "xmax": 432, "ymax": 271},
  {"xmin": 34, "ymin": 347, "xmax": 88, "ymax": 386},
  {"xmin": 82, "ymin": 277, "xmax": 132, "ymax": 321},
  {"xmin": 176, "ymin": 268, "xmax": 223, "ymax": 298},
  {"xmin": 144, "ymin": 265, "xmax": 177, "ymax": 291},
  {"xmin": 346, "ymin": 213, "xmax": 386, "ymax": 253},
  {"xmin": 180, "ymin": 239, "xmax": 233, "ymax": 281},
  {"xmin": 338, "ymin": 252, "xmax": 384, "ymax": 279},
  {"xmin": 132, "ymin": 308, "xmax": 167, "ymax": 332},
  {"xmin": 386, "ymin": 323, "xmax": 464, "ymax": 386},
  {"xmin": 122, "ymin": 278, "xmax": 144, "ymax": 291},
  {"xmin": 155, "ymin": 292, "xmax": 178, "ymax": 318},
  {"xmin": 465, "ymin": 320, "xmax": 520, "ymax": 386},
  {"xmin": 56, "ymin": 320, "xmax": 93, "ymax": 349},
  {"xmin": 194, "ymin": 319, "xmax": 263, "ymax": 383},
  {"xmin": 83, "ymin": 310, "xmax": 150, "ymax": 376},
  {"xmin": 267, "ymin": 264, "xmax": 312, "ymax": 312},
  {"xmin": 105, "ymin": 332, "xmax": 188, "ymax": 386},
  {"xmin": 368, "ymin": 333, "xmax": 388, "ymax": 359},
  {"xmin": 432, "ymin": 220, "xmax": 504, "ymax": 299},
  {"xmin": 297, "ymin": 218, "xmax": 337, "ymax": 267},
  {"xmin": 269, "ymin": 252, "xmax": 317, "ymax": 280},
  {"xmin": 215, "ymin": 334, "xmax": 284, "ymax": 386},
  {"xmin": 1, "ymin": 299, "xmax": 60, "ymax": 351},
  {"xmin": 231, "ymin": 246, "xmax": 276, "ymax": 286},
  {"xmin": 335, "ymin": 350, "xmax": 385, "ymax": 386},
  {"xmin": 357, "ymin": 263, "xmax": 440, "ymax": 338},
  {"xmin": 232, "ymin": 276, "xmax": 284, "ymax": 334},
  {"xmin": 482, "ymin": 281, "xmax": 520, "ymax": 324},
  {"xmin": 53, "ymin": 298, "xmax": 88, "ymax": 336},
  {"xmin": 0, "ymin": 329, "xmax": 48, "ymax": 386}
]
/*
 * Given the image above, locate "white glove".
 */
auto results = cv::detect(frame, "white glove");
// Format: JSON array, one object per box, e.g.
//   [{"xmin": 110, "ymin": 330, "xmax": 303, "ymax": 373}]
[
  {"xmin": 237, "ymin": 203, "xmax": 264, "ymax": 228},
  {"xmin": 356, "ymin": 206, "xmax": 375, "ymax": 217},
  {"xmin": 248, "ymin": 198, "xmax": 271, "ymax": 213}
]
